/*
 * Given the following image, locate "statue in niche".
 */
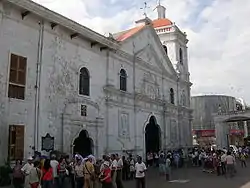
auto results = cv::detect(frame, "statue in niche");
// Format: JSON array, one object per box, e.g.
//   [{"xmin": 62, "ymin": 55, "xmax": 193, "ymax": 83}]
[{"xmin": 120, "ymin": 113, "xmax": 129, "ymax": 138}]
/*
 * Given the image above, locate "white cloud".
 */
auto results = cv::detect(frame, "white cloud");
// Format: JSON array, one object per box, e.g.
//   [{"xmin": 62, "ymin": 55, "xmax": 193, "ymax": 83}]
[{"xmin": 33, "ymin": 0, "xmax": 250, "ymax": 103}]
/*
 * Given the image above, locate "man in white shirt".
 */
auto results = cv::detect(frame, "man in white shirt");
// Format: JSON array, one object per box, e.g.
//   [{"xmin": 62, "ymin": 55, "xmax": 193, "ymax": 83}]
[
  {"xmin": 135, "ymin": 156, "xmax": 147, "ymax": 188},
  {"xmin": 111, "ymin": 154, "xmax": 118, "ymax": 188},
  {"xmin": 50, "ymin": 154, "xmax": 59, "ymax": 187},
  {"xmin": 21, "ymin": 157, "xmax": 34, "ymax": 188}
]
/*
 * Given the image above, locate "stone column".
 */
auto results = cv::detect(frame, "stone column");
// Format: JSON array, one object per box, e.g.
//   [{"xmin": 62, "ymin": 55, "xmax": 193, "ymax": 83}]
[
  {"xmin": 244, "ymin": 121, "xmax": 248, "ymax": 138},
  {"xmin": 215, "ymin": 121, "xmax": 229, "ymax": 149}
]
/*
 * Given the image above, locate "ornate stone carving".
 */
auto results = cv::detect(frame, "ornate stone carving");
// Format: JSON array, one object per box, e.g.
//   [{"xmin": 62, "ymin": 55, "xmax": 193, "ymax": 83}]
[
  {"xmin": 119, "ymin": 112, "xmax": 129, "ymax": 138},
  {"xmin": 139, "ymin": 72, "xmax": 160, "ymax": 99}
]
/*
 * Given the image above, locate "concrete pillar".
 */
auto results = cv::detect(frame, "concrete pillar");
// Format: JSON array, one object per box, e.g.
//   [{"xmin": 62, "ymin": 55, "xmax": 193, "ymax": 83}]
[
  {"xmin": 244, "ymin": 121, "xmax": 248, "ymax": 138},
  {"xmin": 215, "ymin": 121, "xmax": 229, "ymax": 149}
]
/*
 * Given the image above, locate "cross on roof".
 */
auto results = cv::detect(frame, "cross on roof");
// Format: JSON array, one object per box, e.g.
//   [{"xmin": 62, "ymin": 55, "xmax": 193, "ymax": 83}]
[{"xmin": 140, "ymin": 2, "xmax": 150, "ymax": 17}]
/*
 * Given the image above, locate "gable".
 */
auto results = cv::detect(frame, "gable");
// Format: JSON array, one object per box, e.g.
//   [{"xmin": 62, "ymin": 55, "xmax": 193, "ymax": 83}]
[{"xmin": 118, "ymin": 25, "xmax": 177, "ymax": 78}]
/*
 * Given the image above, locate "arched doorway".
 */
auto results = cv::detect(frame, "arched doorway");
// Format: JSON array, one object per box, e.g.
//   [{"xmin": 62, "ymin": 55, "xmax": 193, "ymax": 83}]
[
  {"xmin": 145, "ymin": 116, "xmax": 161, "ymax": 154},
  {"xmin": 73, "ymin": 130, "xmax": 93, "ymax": 157}
]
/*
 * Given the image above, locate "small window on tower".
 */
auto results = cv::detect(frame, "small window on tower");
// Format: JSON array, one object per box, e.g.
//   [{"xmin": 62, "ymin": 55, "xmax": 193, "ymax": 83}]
[
  {"xmin": 163, "ymin": 45, "xmax": 168, "ymax": 55},
  {"xmin": 81, "ymin": 105, "xmax": 87, "ymax": 116}
]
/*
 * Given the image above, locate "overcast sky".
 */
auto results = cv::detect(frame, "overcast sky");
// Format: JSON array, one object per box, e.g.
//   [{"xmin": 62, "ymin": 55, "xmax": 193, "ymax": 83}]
[{"xmin": 33, "ymin": 0, "xmax": 250, "ymax": 103}]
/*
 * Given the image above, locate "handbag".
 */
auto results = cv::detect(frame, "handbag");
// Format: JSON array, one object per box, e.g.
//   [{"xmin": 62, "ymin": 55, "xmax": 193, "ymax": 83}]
[{"xmin": 85, "ymin": 164, "xmax": 95, "ymax": 181}]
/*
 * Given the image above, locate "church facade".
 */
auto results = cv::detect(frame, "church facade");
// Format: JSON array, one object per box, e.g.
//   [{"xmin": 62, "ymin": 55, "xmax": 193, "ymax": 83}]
[{"xmin": 0, "ymin": 0, "xmax": 192, "ymax": 163}]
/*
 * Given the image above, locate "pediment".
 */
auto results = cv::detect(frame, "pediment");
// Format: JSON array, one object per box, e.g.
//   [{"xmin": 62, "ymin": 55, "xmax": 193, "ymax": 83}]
[
  {"xmin": 136, "ymin": 44, "xmax": 172, "ymax": 75},
  {"xmin": 118, "ymin": 26, "xmax": 177, "ymax": 78}
]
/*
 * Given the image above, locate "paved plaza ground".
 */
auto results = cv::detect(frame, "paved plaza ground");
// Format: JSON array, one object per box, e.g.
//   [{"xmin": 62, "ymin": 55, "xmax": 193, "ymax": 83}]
[
  {"xmin": 124, "ymin": 162, "xmax": 250, "ymax": 188},
  {"xmin": 3, "ymin": 162, "xmax": 250, "ymax": 188}
]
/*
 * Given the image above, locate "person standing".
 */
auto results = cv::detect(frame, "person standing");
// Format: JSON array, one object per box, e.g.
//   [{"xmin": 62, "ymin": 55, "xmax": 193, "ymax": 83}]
[
  {"xmin": 41, "ymin": 159, "xmax": 53, "ymax": 188},
  {"xmin": 57, "ymin": 158, "xmax": 67, "ymax": 188},
  {"xmin": 121, "ymin": 156, "xmax": 128, "ymax": 181},
  {"xmin": 240, "ymin": 152, "xmax": 247, "ymax": 168},
  {"xmin": 158, "ymin": 154, "xmax": 166, "ymax": 176},
  {"xmin": 165, "ymin": 155, "xmax": 171, "ymax": 181},
  {"xmin": 221, "ymin": 151, "xmax": 227, "ymax": 175},
  {"xmin": 225, "ymin": 151, "xmax": 236, "ymax": 178},
  {"xmin": 135, "ymin": 156, "xmax": 147, "ymax": 188},
  {"xmin": 21, "ymin": 157, "xmax": 34, "ymax": 188},
  {"xmin": 83, "ymin": 157, "xmax": 95, "ymax": 188},
  {"xmin": 50, "ymin": 155, "xmax": 59, "ymax": 187},
  {"xmin": 74, "ymin": 157, "xmax": 84, "ymax": 188},
  {"xmin": 129, "ymin": 155, "xmax": 135, "ymax": 180},
  {"xmin": 111, "ymin": 154, "xmax": 118, "ymax": 188},
  {"xmin": 99, "ymin": 161, "xmax": 112, "ymax": 188},
  {"xmin": 154, "ymin": 153, "xmax": 159, "ymax": 167},
  {"xmin": 29, "ymin": 161, "xmax": 41, "ymax": 188},
  {"xmin": 13, "ymin": 160, "xmax": 24, "ymax": 188},
  {"xmin": 116, "ymin": 154, "xmax": 124, "ymax": 188}
]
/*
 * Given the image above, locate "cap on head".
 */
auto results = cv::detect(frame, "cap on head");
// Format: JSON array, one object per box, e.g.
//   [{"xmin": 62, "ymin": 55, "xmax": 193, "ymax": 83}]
[
  {"xmin": 27, "ymin": 156, "xmax": 33, "ymax": 160},
  {"xmin": 104, "ymin": 161, "xmax": 109, "ymax": 166}
]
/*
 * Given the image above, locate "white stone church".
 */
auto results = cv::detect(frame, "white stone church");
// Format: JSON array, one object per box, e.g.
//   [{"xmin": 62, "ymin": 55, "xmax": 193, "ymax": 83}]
[{"xmin": 0, "ymin": 0, "xmax": 192, "ymax": 162}]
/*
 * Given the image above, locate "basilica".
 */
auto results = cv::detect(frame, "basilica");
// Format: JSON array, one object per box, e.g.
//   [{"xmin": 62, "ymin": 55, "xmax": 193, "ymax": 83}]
[{"xmin": 0, "ymin": 0, "xmax": 192, "ymax": 163}]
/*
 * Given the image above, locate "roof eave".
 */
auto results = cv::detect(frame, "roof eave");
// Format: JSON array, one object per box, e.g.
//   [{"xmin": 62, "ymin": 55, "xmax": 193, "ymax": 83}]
[{"xmin": 6, "ymin": 0, "xmax": 120, "ymax": 49}]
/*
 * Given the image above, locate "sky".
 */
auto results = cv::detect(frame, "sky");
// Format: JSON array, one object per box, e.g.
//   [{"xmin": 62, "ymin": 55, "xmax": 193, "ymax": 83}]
[{"xmin": 33, "ymin": 0, "xmax": 250, "ymax": 103}]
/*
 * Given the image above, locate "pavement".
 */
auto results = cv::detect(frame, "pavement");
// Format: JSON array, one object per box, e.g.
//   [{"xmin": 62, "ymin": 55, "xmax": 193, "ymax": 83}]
[
  {"xmin": 124, "ymin": 163, "xmax": 250, "ymax": 188},
  {"xmin": 3, "ymin": 163, "xmax": 250, "ymax": 188}
]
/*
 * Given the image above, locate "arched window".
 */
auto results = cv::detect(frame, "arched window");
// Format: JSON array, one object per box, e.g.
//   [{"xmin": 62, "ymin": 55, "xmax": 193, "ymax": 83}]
[
  {"xmin": 179, "ymin": 48, "xmax": 183, "ymax": 64},
  {"xmin": 120, "ymin": 69, "xmax": 127, "ymax": 91},
  {"xmin": 170, "ymin": 88, "xmax": 174, "ymax": 104},
  {"xmin": 163, "ymin": 45, "xmax": 168, "ymax": 55},
  {"xmin": 79, "ymin": 67, "xmax": 90, "ymax": 96}
]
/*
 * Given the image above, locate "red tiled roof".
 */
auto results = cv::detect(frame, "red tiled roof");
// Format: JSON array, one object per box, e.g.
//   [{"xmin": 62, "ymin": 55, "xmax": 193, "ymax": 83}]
[
  {"xmin": 152, "ymin": 18, "xmax": 173, "ymax": 28},
  {"xmin": 115, "ymin": 18, "xmax": 173, "ymax": 42},
  {"xmin": 116, "ymin": 25, "xmax": 144, "ymax": 41}
]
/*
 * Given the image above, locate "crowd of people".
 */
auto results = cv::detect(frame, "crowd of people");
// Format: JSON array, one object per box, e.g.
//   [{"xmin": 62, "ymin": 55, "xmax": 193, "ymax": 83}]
[
  {"xmin": 11, "ymin": 152, "xmax": 149, "ymax": 188},
  {"xmin": 9, "ymin": 146, "xmax": 249, "ymax": 188},
  {"xmin": 188, "ymin": 146, "xmax": 249, "ymax": 178}
]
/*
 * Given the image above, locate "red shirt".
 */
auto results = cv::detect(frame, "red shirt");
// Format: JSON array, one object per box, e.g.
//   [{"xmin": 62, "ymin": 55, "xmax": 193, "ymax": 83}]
[
  {"xmin": 42, "ymin": 168, "xmax": 53, "ymax": 181},
  {"xmin": 103, "ymin": 168, "xmax": 112, "ymax": 183}
]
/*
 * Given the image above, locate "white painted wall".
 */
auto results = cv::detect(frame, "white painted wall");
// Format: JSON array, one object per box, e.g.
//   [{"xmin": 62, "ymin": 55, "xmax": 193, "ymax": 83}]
[{"xmin": 0, "ymin": 1, "xmax": 192, "ymax": 163}]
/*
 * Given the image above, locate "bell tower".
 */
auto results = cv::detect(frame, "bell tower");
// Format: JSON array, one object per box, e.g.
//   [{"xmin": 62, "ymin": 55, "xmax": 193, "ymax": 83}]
[{"xmin": 153, "ymin": 2, "xmax": 189, "ymax": 82}]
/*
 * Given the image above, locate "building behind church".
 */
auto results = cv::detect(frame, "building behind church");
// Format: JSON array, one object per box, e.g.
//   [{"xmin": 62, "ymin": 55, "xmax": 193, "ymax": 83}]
[{"xmin": 0, "ymin": 0, "xmax": 192, "ymax": 163}]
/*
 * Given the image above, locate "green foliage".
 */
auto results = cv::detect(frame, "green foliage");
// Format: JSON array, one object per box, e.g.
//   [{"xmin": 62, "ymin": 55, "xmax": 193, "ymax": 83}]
[{"xmin": 0, "ymin": 161, "xmax": 12, "ymax": 186}]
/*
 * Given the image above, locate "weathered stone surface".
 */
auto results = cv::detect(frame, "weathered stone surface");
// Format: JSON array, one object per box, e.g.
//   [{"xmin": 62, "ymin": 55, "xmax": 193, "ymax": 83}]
[{"xmin": 0, "ymin": 0, "xmax": 192, "ymax": 163}]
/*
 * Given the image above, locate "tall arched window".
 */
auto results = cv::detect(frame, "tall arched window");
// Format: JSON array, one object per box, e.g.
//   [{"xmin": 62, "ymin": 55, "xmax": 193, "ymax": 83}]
[
  {"xmin": 120, "ymin": 69, "xmax": 127, "ymax": 91},
  {"xmin": 170, "ymin": 88, "xmax": 174, "ymax": 104},
  {"xmin": 79, "ymin": 67, "xmax": 90, "ymax": 96},
  {"xmin": 163, "ymin": 45, "xmax": 168, "ymax": 55},
  {"xmin": 179, "ymin": 48, "xmax": 183, "ymax": 64}
]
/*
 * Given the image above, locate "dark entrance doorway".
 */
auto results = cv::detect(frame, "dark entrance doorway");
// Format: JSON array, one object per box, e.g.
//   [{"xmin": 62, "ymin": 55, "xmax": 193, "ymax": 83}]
[
  {"xmin": 145, "ymin": 116, "xmax": 161, "ymax": 153},
  {"xmin": 73, "ymin": 130, "xmax": 93, "ymax": 157}
]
